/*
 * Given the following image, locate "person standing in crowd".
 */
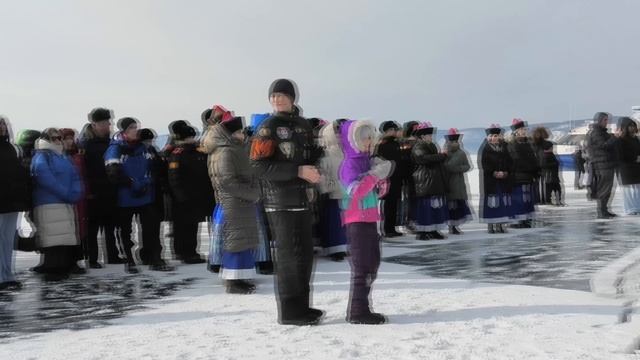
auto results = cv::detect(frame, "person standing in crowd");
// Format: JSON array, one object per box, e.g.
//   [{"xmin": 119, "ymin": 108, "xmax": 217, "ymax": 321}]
[
  {"xmin": 0, "ymin": 116, "xmax": 29, "ymax": 290},
  {"xmin": 205, "ymin": 116, "xmax": 260, "ymax": 293},
  {"xmin": 412, "ymin": 122, "xmax": 448, "ymax": 240},
  {"xmin": 375, "ymin": 121, "xmax": 403, "ymax": 238},
  {"xmin": 167, "ymin": 121, "xmax": 212, "ymax": 264},
  {"xmin": 573, "ymin": 145, "xmax": 586, "ymax": 190},
  {"xmin": 105, "ymin": 118, "xmax": 174, "ymax": 273},
  {"xmin": 399, "ymin": 121, "xmax": 419, "ymax": 231},
  {"xmin": 338, "ymin": 119, "xmax": 392, "ymax": 325},
  {"xmin": 443, "ymin": 128, "xmax": 472, "ymax": 235},
  {"xmin": 507, "ymin": 119, "xmax": 538, "ymax": 228},
  {"xmin": 532, "ymin": 127, "xmax": 563, "ymax": 206},
  {"xmin": 79, "ymin": 108, "xmax": 122, "ymax": 266},
  {"xmin": 615, "ymin": 117, "xmax": 640, "ymax": 215},
  {"xmin": 479, "ymin": 125, "xmax": 513, "ymax": 234},
  {"xmin": 250, "ymin": 78, "xmax": 324, "ymax": 326},
  {"xmin": 317, "ymin": 120, "xmax": 348, "ymax": 261},
  {"xmin": 586, "ymin": 112, "xmax": 619, "ymax": 219},
  {"xmin": 60, "ymin": 128, "xmax": 89, "ymax": 267},
  {"xmin": 203, "ymin": 106, "xmax": 233, "ymax": 273},
  {"xmin": 31, "ymin": 128, "xmax": 85, "ymax": 279}
]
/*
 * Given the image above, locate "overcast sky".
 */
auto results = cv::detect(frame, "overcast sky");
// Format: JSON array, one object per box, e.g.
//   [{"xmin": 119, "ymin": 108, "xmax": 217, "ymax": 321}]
[{"xmin": 2, "ymin": 0, "xmax": 640, "ymax": 134}]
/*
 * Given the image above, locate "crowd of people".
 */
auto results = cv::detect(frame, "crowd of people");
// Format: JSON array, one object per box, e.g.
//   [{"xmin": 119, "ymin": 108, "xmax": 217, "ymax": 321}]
[{"xmin": 1, "ymin": 78, "xmax": 638, "ymax": 326}]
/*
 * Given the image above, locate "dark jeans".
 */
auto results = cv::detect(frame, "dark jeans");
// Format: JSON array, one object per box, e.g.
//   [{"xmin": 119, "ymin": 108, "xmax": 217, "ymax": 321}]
[
  {"xmin": 345, "ymin": 222, "xmax": 381, "ymax": 317},
  {"xmin": 266, "ymin": 210, "xmax": 314, "ymax": 321},
  {"xmin": 117, "ymin": 204, "xmax": 162, "ymax": 264},
  {"xmin": 86, "ymin": 199, "xmax": 119, "ymax": 263},
  {"xmin": 594, "ymin": 167, "xmax": 615, "ymax": 213}
]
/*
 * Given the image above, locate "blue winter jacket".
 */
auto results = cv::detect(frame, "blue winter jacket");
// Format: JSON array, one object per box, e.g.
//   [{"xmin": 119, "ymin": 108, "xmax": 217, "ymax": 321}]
[
  {"xmin": 104, "ymin": 136, "xmax": 155, "ymax": 207},
  {"xmin": 31, "ymin": 142, "xmax": 83, "ymax": 207}
]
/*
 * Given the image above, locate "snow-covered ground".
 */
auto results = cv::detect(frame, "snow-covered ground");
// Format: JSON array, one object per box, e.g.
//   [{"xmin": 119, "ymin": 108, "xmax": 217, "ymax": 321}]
[{"xmin": 2, "ymin": 158, "xmax": 640, "ymax": 360}]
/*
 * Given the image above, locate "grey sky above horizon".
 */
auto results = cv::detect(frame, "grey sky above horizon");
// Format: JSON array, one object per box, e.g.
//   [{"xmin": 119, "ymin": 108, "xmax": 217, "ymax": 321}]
[{"xmin": 2, "ymin": 0, "xmax": 640, "ymax": 134}]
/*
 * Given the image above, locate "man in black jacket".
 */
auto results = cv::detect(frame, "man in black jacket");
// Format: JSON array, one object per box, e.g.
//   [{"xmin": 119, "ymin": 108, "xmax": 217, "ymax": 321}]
[
  {"xmin": 167, "ymin": 121, "xmax": 212, "ymax": 264},
  {"xmin": 250, "ymin": 79, "xmax": 324, "ymax": 326},
  {"xmin": 376, "ymin": 121, "xmax": 403, "ymax": 237},
  {"xmin": 80, "ymin": 108, "xmax": 122, "ymax": 267},
  {"xmin": 586, "ymin": 112, "xmax": 619, "ymax": 218}
]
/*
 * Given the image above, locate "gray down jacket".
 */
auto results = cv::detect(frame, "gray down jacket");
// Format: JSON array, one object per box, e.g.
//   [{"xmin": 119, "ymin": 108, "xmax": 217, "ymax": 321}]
[{"xmin": 203, "ymin": 124, "xmax": 260, "ymax": 253}]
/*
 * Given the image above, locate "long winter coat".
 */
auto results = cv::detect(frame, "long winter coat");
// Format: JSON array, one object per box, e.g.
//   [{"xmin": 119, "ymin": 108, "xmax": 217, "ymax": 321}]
[
  {"xmin": 0, "ymin": 119, "xmax": 30, "ymax": 214},
  {"xmin": 444, "ymin": 142, "xmax": 471, "ymax": 200},
  {"xmin": 31, "ymin": 139, "xmax": 82, "ymax": 248},
  {"xmin": 479, "ymin": 141, "xmax": 513, "ymax": 194},
  {"xmin": 206, "ymin": 124, "xmax": 259, "ymax": 253},
  {"xmin": 507, "ymin": 138, "xmax": 539, "ymax": 184},
  {"xmin": 412, "ymin": 140, "xmax": 447, "ymax": 197},
  {"xmin": 616, "ymin": 118, "xmax": 640, "ymax": 186}
]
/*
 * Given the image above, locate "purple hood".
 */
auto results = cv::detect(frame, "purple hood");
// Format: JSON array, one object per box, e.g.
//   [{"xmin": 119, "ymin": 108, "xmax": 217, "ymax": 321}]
[{"xmin": 338, "ymin": 120, "xmax": 373, "ymax": 186}]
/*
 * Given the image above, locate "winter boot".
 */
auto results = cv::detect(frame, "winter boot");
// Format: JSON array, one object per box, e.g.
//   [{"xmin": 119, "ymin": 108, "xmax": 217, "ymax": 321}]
[
  {"xmin": 497, "ymin": 224, "xmax": 507, "ymax": 233},
  {"xmin": 347, "ymin": 312, "xmax": 387, "ymax": 325},
  {"xmin": 429, "ymin": 231, "xmax": 446, "ymax": 240},
  {"xmin": 225, "ymin": 280, "xmax": 254, "ymax": 294},
  {"xmin": 488, "ymin": 224, "xmax": 495, "ymax": 234},
  {"xmin": 416, "ymin": 232, "xmax": 431, "ymax": 240},
  {"xmin": 208, "ymin": 263, "xmax": 221, "ymax": 273},
  {"xmin": 149, "ymin": 260, "xmax": 175, "ymax": 272},
  {"xmin": 125, "ymin": 262, "xmax": 139, "ymax": 274},
  {"xmin": 329, "ymin": 252, "xmax": 347, "ymax": 262},
  {"xmin": 448, "ymin": 226, "xmax": 462, "ymax": 235}
]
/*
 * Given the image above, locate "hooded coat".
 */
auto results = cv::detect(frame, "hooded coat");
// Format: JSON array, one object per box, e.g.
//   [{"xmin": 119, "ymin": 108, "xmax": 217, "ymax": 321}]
[
  {"xmin": 206, "ymin": 124, "xmax": 260, "ymax": 252},
  {"xmin": 0, "ymin": 117, "xmax": 30, "ymax": 213},
  {"xmin": 338, "ymin": 120, "xmax": 392, "ymax": 224}
]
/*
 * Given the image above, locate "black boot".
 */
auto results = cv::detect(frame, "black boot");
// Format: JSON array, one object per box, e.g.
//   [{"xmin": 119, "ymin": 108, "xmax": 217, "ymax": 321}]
[
  {"xmin": 488, "ymin": 224, "xmax": 495, "ymax": 234},
  {"xmin": 347, "ymin": 312, "xmax": 387, "ymax": 325},
  {"xmin": 329, "ymin": 252, "xmax": 347, "ymax": 262},
  {"xmin": 125, "ymin": 262, "xmax": 139, "ymax": 274},
  {"xmin": 208, "ymin": 263, "xmax": 221, "ymax": 273},
  {"xmin": 498, "ymin": 224, "xmax": 507, "ymax": 233},
  {"xmin": 149, "ymin": 260, "xmax": 175, "ymax": 272},
  {"xmin": 448, "ymin": 226, "xmax": 462, "ymax": 235},
  {"xmin": 256, "ymin": 261, "xmax": 274, "ymax": 275},
  {"xmin": 225, "ymin": 280, "xmax": 254, "ymax": 294},
  {"xmin": 429, "ymin": 231, "xmax": 446, "ymax": 240},
  {"xmin": 416, "ymin": 232, "xmax": 431, "ymax": 240}
]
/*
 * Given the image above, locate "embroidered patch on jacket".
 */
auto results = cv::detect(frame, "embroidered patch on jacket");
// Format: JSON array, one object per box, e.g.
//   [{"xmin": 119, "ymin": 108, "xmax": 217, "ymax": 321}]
[
  {"xmin": 258, "ymin": 127, "xmax": 271, "ymax": 137},
  {"xmin": 250, "ymin": 138, "xmax": 276, "ymax": 160},
  {"xmin": 279, "ymin": 141, "xmax": 295, "ymax": 159},
  {"xmin": 276, "ymin": 127, "xmax": 291, "ymax": 139}
]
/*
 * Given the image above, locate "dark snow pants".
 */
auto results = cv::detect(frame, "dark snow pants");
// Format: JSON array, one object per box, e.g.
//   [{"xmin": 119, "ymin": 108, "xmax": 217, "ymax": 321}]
[
  {"xmin": 345, "ymin": 222, "xmax": 381, "ymax": 317},
  {"xmin": 267, "ymin": 210, "xmax": 314, "ymax": 321}
]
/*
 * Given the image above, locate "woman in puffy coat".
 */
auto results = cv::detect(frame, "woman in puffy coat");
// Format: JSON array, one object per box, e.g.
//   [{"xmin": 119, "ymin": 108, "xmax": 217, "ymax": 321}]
[
  {"xmin": 205, "ymin": 116, "xmax": 260, "ymax": 294},
  {"xmin": 443, "ymin": 129, "xmax": 472, "ymax": 235},
  {"xmin": 412, "ymin": 122, "xmax": 448, "ymax": 240},
  {"xmin": 616, "ymin": 117, "xmax": 640, "ymax": 215},
  {"xmin": 31, "ymin": 128, "xmax": 84, "ymax": 278},
  {"xmin": 318, "ymin": 120, "xmax": 348, "ymax": 261}
]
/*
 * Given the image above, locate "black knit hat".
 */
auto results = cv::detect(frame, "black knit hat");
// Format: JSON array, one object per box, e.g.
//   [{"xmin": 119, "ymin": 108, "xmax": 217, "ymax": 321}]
[
  {"xmin": 269, "ymin": 79, "xmax": 296, "ymax": 101},
  {"xmin": 169, "ymin": 120, "xmax": 196, "ymax": 140},
  {"xmin": 138, "ymin": 128, "xmax": 156, "ymax": 141},
  {"xmin": 221, "ymin": 116, "xmax": 244, "ymax": 135},
  {"xmin": 117, "ymin": 117, "xmax": 138, "ymax": 131},
  {"xmin": 89, "ymin": 108, "xmax": 112, "ymax": 123},
  {"xmin": 379, "ymin": 121, "xmax": 400, "ymax": 133}
]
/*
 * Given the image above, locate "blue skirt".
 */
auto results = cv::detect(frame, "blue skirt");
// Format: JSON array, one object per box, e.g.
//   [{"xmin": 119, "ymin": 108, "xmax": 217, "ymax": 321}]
[
  {"xmin": 208, "ymin": 204, "xmax": 268, "ymax": 273},
  {"xmin": 480, "ymin": 186, "xmax": 512, "ymax": 224},
  {"xmin": 510, "ymin": 183, "xmax": 536, "ymax": 220},
  {"xmin": 220, "ymin": 249, "xmax": 255, "ymax": 280},
  {"xmin": 448, "ymin": 200, "xmax": 473, "ymax": 226},
  {"xmin": 415, "ymin": 196, "xmax": 449, "ymax": 231},
  {"xmin": 319, "ymin": 198, "xmax": 347, "ymax": 255}
]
